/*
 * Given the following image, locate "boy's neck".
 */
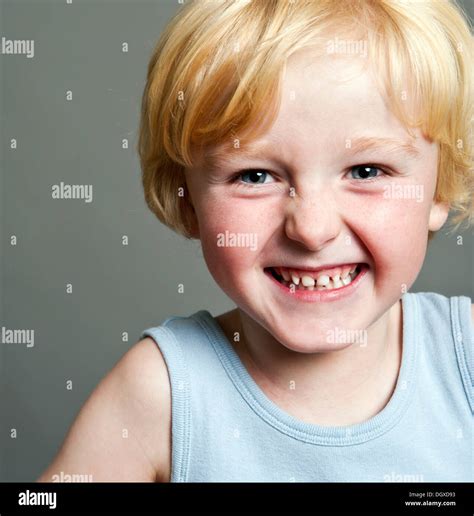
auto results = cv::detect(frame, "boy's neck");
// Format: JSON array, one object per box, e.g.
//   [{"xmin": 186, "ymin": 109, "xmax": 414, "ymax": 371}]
[{"xmin": 216, "ymin": 300, "xmax": 403, "ymax": 427}]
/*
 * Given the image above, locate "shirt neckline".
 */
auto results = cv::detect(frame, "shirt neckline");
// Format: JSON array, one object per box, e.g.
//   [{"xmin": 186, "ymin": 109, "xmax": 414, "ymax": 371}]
[{"xmin": 194, "ymin": 293, "xmax": 418, "ymax": 446}]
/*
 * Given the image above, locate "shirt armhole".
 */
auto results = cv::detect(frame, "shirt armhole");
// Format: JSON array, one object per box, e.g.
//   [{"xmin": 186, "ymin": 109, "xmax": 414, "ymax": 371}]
[
  {"xmin": 450, "ymin": 297, "xmax": 474, "ymax": 413},
  {"xmin": 140, "ymin": 325, "xmax": 191, "ymax": 482}
]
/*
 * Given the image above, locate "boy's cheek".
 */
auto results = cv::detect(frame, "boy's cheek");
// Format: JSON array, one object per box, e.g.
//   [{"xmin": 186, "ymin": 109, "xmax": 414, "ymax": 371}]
[
  {"xmin": 356, "ymin": 191, "xmax": 431, "ymax": 237},
  {"xmin": 196, "ymin": 204, "xmax": 268, "ymax": 278},
  {"xmin": 197, "ymin": 196, "xmax": 281, "ymax": 243},
  {"xmin": 355, "ymin": 199, "xmax": 430, "ymax": 284},
  {"xmin": 201, "ymin": 244, "xmax": 263, "ymax": 305}
]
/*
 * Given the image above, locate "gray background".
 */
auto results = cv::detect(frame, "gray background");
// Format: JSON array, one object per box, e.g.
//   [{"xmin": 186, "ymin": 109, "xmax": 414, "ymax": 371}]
[{"xmin": 0, "ymin": 0, "xmax": 472, "ymax": 482}]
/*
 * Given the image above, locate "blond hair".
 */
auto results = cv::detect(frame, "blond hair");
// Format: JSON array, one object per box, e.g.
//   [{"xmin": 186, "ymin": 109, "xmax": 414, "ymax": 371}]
[{"xmin": 138, "ymin": 0, "xmax": 473, "ymax": 240}]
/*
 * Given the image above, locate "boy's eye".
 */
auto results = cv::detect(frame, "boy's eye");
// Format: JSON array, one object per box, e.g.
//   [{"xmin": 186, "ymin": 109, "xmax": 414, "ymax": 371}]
[
  {"xmin": 230, "ymin": 164, "xmax": 389, "ymax": 187},
  {"xmin": 349, "ymin": 165, "xmax": 385, "ymax": 180},
  {"xmin": 234, "ymin": 169, "xmax": 275, "ymax": 185}
]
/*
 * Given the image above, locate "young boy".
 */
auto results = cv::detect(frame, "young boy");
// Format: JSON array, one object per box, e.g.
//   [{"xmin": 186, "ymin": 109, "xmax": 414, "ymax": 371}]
[{"xmin": 39, "ymin": 0, "xmax": 473, "ymax": 482}]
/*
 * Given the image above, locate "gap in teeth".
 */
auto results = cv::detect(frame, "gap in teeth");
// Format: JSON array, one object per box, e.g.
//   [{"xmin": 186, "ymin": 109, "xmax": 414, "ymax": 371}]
[{"xmin": 273, "ymin": 265, "xmax": 361, "ymax": 290}]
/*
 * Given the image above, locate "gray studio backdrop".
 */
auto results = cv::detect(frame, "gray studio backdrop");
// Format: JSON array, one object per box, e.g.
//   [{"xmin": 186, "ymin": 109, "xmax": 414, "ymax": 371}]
[{"xmin": 0, "ymin": 0, "xmax": 472, "ymax": 482}]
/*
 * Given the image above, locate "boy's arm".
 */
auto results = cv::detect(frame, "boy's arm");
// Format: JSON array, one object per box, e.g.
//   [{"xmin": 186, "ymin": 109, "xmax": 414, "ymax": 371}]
[{"xmin": 37, "ymin": 338, "xmax": 171, "ymax": 482}]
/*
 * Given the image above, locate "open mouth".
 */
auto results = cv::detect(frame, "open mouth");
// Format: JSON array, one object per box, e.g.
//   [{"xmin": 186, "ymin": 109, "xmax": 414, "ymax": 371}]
[{"xmin": 264, "ymin": 263, "xmax": 367, "ymax": 292}]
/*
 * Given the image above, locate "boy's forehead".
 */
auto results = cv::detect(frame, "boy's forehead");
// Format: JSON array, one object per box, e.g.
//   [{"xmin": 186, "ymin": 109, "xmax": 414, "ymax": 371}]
[
  {"xmin": 282, "ymin": 50, "xmax": 422, "ymax": 137},
  {"xmin": 196, "ymin": 53, "xmax": 435, "ymax": 169},
  {"xmin": 283, "ymin": 56, "xmax": 382, "ymax": 116}
]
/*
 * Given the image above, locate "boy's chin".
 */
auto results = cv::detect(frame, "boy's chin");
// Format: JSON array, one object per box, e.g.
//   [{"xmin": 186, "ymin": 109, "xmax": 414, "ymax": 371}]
[
  {"xmin": 262, "ymin": 317, "xmax": 370, "ymax": 354},
  {"xmin": 275, "ymin": 331, "xmax": 358, "ymax": 354}
]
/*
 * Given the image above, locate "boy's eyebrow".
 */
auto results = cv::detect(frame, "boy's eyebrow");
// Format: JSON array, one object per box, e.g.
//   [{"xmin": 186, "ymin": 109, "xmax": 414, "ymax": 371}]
[
  {"xmin": 204, "ymin": 135, "xmax": 421, "ymax": 168},
  {"xmin": 347, "ymin": 136, "xmax": 422, "ymax": 159},
  {"xmin": 203, "ymin": 141, "xmax": 274, "ymax": 168}
]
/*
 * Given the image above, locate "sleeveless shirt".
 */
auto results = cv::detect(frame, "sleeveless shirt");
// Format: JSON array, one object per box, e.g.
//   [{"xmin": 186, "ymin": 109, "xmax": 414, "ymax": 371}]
[{"xmin": 141, "ymin": 292, "xmax": 473, "ymax": 482}]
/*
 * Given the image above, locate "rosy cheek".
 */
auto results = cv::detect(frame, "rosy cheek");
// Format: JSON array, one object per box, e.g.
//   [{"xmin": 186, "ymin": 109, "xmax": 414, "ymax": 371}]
[
  {"xmin": 196, "ymin": 197, "xmax": 264, "ymax": 281},
  {"xmin": 200, "ymin": 242, "xmax": 259, "ymax": 304},
  {"xmin": 350, "ymin": 195, "xmax": 429, "ymax": 288},
  {"xmin": 198, "ymin": 193, "xmax": 281, "ymax": 247},
  {"xmin": 381, "ymin": 197, "xmax": 430, "ymax": 244}
]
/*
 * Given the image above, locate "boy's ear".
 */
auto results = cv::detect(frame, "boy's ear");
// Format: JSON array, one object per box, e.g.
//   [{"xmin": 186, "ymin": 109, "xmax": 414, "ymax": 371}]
[{"xmin": 428, "ymin": 200, "xmax": 450, "ymax": 232}]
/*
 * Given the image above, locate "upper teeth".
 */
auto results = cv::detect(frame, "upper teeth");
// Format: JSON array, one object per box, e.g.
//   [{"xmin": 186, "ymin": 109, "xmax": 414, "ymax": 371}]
[{"xmin": 274, "ymin": 265, "xmax": 360, "ymax": 291}]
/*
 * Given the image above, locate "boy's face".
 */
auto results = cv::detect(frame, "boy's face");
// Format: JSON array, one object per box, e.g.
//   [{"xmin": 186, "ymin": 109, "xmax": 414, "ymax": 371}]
[{"xmin": 185, "ymin": 50, "xmax": 449, "ymax": 352}]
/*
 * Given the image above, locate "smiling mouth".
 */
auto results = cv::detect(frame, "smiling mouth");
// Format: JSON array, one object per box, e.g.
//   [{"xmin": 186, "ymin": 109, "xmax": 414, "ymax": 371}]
[{"xmin": 264, "ymin": 264, "xmax": 366, "ymax": 291}]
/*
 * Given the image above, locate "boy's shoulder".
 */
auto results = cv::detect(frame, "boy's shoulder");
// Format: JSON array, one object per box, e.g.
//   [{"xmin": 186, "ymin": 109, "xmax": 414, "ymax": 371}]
[
  {"xmin": 118, "ymin": 337, "xmax": 172, "ymax": 482},
  {"xmin": 410, "ymin": 292, "xmax": 473, "ymax": 407},
  {"xmin": 87, "ymin": 336, "xmax": 172, "ymax": 482},
  {"xmin": 409, "ymin": 291, "xmax": 473, "ymax": 341},
  {"xmin": 407, "ymin": 291, "xmax": 472, "ymax": 319}
]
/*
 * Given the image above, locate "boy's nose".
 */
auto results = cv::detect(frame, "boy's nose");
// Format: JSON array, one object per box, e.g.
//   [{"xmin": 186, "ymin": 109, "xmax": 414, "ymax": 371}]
[{"xmin": 284, "ymin": 190, "xmax": 342, "ymax": 251}]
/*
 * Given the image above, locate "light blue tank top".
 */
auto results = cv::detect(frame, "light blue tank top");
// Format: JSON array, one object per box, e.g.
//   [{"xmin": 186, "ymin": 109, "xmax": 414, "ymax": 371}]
[{"xmin": 141, "ymin": 292, "xmax": 473, "ymax": 482}]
